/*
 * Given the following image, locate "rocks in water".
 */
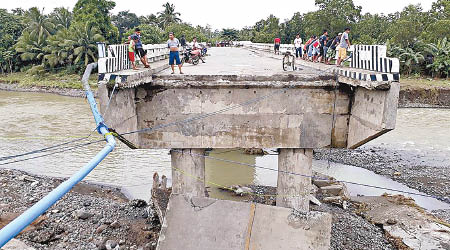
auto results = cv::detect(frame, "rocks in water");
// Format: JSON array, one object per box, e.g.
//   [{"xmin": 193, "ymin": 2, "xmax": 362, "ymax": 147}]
[
  {"xmin": 218, "ymin": 185, "xmax": 254, "ymax": 196},
  {"xmin": 243, "ymin": 148, "xmax": 268, "ymax": 155}
]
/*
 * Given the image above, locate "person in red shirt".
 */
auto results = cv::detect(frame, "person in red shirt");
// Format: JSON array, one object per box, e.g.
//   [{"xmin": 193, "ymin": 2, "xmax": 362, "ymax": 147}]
[{"xmin": 274, "ymin": 37, "xmax": 281, "ymax": 54}]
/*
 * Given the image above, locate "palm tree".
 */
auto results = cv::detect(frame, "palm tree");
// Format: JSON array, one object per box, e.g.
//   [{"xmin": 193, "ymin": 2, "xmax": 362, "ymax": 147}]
[
  {"xmin": 50, "ymin": 7, "xmax": 72, "ymax": 30},
  {"xmin": 14, "ymin": 31, "xmax": 47, "ymax": 64},
  {"xmin": 43, "ymin": 28, "xmax": 74, "ymax": 68},
  {"xmin": 139, "ymin": 14, "xmax": 159, "ymax": 26},
  {"xmin": 157, "ymin": 2, "xmax": 181, "ymax": 29},
  {"xmin": 70, "ymin": 23, "xmax": 105, "ymax": 66},
  {"xmin": 399, "ymin": 47, "xmax": 424, "ymax": 75},
  {"xmin": 25, "ymin": 7, "xmax": 55, "ymax": 39}
]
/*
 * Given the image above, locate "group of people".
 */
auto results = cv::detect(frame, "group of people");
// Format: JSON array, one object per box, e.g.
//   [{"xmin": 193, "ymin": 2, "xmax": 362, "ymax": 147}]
[
  {"xmin": 127, "ymin": 28, "xmax": 205, "ymax": 74},
  {"xmin": 274, "ymin": 28, "xmax": 351, "ymax": 67}
]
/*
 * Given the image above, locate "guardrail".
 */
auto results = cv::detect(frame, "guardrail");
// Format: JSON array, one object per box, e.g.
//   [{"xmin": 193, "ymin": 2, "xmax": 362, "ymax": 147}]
[
  {"xmin": 241, "ymin": 42, "xmax": 399, "ymax": 75},
  {"xmin": 97, "ymin": 43, "xmax": 169, "ymax": 74}
]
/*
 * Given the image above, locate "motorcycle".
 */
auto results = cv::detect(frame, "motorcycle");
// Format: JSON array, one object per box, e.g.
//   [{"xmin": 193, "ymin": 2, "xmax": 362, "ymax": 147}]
[
  {"xmin": 181, "ymin": 46, "xmax": 204, "ymax": 65},
  {"xmin": 199, "ymin": 44, "xmax": 207, "ymax": 57}
]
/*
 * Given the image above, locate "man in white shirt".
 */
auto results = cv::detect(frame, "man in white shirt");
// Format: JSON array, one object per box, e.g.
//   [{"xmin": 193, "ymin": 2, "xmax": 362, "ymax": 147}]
[
  {"xmin": 294, "ymin": 34, "xmax": 303, "ymax": 58},
  {"xmin": 337, "ymin": 28, "xmax": 351, "ymax": 67}
]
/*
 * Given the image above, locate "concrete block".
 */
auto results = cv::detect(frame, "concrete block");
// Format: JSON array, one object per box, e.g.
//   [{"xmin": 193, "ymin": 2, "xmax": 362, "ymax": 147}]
[
  {"xmin": 249, "ymin": 205, "xmax": 331, "ymax": 250},
  {"xmin": 320, "ymin": 184, "xmax": 344, "ymax": 196},
  {"xmin": 312, "ymin": 179, "xmax": 333, "ymax": 188},
  {"xmin": 157, "ymin": 195, "xmax": 331, "ymax": 250}
]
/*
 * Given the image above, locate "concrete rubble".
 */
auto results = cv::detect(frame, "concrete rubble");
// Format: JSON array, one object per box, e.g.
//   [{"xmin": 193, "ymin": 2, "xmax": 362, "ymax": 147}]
[{"xmin": 352, "ymin": 195, "xmax": 450, "ymax": 249}]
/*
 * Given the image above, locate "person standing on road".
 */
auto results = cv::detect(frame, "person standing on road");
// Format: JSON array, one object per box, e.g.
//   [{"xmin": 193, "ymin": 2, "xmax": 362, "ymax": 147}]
[
  {"xmin": 319, "ymin": 30, "xmax": 328, "ymax": 63},
  {"xmin": 167, "ymin": 32, "xmax": 183, "ymax": 74},
  {"xmin": 180, "ymin": 35, "xmax": 186, "ymax": 48},
  {"xmin": 294, "ymin": 34, "xmax": 303, "ymax": 58},
  {"xmin": 128, "ymin": 36, "xmax": 138, "ymax": 70},
  {"xmin": 337, "ymin": 28, "xmax": 351, "ymax": 67},
  {"xmin": 129, "ymin": 28, "xmax": 150, "ymax": 68},
  {"xmin": 274, "ymin": 37, "xmax": 281, "ymax": 55},
  {"xmin": 330, "ymin": 33, "xmax": 342, "ymax": 63}
]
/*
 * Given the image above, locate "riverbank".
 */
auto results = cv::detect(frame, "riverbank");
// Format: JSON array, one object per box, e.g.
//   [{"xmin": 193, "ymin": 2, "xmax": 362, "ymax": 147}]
[
  {"xmin": 0, "ymin": 169, "xmax": 160, "ymax": 250},
  {"xmin": 399, "ymin": 77, "xmax": 450, "ymax": 108},
  {"xmin": 1, "ymin": 73, "xmax": 449, "ymax": 107},
  {"xmin": 0, "ymin": 72, "xmax": 97, "ymax": 98}
]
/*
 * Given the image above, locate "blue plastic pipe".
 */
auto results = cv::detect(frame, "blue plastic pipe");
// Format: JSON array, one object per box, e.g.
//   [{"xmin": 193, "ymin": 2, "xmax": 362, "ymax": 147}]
[{"xmin": 0, "ymin": 63, "xmax": 115, "ymax": 247}]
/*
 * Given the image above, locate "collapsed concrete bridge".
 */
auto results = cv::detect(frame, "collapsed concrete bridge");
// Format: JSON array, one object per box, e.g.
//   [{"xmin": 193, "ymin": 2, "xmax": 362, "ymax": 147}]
[{"xmin": 96, "ymin": 43, "xmax": 400, "ymax": 249}]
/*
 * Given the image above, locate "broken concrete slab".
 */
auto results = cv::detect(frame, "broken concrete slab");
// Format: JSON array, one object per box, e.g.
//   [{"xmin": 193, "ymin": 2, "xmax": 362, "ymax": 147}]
[
  {"xmin": 157, "ymin": 195, "xmax": 252, "ymax": 250},
  {"xmin": 312, "ymin": 179, "xmax": 334, "ymax": 188},
  {"xmin": 320, "ymin": 184, "xmax": 345, "ymax": 196},
  {"xmin": 249, "ymin": 206, "xmax": 331, "ymax": 250},
  {"xmin": 352, "ymin": 195, "xmax": 450, "ymax": 249},
  {"xmin": 157, "ymin": 194, "xmax": 331, "ymax": 250}
]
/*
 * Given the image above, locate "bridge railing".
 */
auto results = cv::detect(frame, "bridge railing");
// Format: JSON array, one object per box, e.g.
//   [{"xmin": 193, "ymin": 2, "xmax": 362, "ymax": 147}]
[
  {"xmin": 241, "ymin": 42, "xmax": 400, "ymax": 82},
  {"xmin": 97, "ymin": 43, "xmax": 169, "ymax": 74}
]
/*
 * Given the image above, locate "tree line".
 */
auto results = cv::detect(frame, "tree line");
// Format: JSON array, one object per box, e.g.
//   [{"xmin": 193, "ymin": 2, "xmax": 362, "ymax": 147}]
[{"xmin": 0, "ymin": 0, "xmax": 448, "ymax": 77}]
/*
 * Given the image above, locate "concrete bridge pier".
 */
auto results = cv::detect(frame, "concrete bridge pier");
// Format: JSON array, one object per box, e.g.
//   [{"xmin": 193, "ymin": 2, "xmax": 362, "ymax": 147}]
[
  {"xmin": 276, "ymin": 148, "xmax": 312, "ymax": 211},
  {"xmin": 171, "ymin": 149, "xmax": 206, "ymax": 197}
]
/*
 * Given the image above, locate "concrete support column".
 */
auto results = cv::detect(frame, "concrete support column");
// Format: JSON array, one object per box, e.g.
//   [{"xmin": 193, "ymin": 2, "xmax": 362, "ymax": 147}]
[
  {"xmin": 171, "ymin": 149, "xmax": 206, "ymax": 197},
  {"xmin": 276, "ymin": 148, "xmax": 313, "ymax": 211}
]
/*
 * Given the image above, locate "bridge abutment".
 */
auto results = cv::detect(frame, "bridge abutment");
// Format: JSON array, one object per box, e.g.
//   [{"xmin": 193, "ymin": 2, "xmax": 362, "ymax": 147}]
[{"xmin": 276, "ymin": 148, "xmax": 312, "ymax": 211}]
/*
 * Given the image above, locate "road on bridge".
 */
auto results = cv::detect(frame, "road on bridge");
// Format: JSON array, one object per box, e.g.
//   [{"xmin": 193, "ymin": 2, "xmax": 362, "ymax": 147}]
[{"xmin": 158, "ymin": 47, "xmax": 322, "ymax": 76}]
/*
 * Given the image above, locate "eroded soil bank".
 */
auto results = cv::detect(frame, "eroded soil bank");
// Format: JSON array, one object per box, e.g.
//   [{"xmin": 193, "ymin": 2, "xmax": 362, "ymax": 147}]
[{"xmin": 0, "ymin": 169, "xmax": 159, "ymax": 250}]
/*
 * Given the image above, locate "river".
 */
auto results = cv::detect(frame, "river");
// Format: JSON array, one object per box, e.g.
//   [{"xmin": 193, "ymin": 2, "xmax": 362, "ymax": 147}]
[{"xmin": 0, "ymin": 90, "xmax": 449, "ymax": 210}]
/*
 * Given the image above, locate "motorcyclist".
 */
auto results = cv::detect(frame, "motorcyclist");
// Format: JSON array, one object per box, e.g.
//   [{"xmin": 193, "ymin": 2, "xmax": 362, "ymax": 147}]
[{"xmin": 191, "ymin": 37, "xmax": 205, "ymax": 63}]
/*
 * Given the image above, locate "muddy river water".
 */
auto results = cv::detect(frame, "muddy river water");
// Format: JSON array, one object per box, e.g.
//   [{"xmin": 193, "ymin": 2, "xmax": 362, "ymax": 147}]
[{"xmin": 0, "ymin": 90, "xmax": 449, "ymax": 210}]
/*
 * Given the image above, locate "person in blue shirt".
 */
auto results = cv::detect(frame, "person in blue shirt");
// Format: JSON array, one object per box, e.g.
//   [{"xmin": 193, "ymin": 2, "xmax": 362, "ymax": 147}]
[
  {"xmin": 319, "ymin": 30, "xmax": 328, "ymax": 63},
  {"xmin": 129, "ymin": 28, "xmax": 150, "ymax": 68}
]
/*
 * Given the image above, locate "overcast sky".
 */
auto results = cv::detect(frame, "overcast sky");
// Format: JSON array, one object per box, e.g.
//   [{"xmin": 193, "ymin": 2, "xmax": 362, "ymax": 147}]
[{"xmin": 4, "ymin": 0, "xmax": 435, "ymax": 30}]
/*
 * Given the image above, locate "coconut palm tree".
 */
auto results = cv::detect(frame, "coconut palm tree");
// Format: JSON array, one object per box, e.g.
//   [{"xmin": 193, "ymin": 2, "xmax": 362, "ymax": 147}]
[
  {"xmin": 157, "ymin": 2, "xmax": 181, "ymax": 29},
  {"xmin": 50, "ymin": 7, "xmax": 72, "ymax": 30},
  {"xmin": 25, "ymin": 7, "xmax": 55, "ymax": 39},
  {"xmin": 139, "ymin": 14, "xmax": 159, "ymax": 26},
  {"xmin": 43, "ymin": 28, "xmax": 74, "ymax": 68},
  {"xmin": 70, "ymin": 23, "xmax": 105, "ymax": 66},
  {"xmin": 14, "ymin": 31, "xmax": 47, "ymax": 64}
]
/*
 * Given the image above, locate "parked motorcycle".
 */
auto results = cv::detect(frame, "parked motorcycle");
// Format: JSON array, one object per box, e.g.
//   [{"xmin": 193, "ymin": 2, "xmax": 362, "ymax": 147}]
[{"xmin": 181, "ymin": 46, "xmax": 204, "ymax": 65}]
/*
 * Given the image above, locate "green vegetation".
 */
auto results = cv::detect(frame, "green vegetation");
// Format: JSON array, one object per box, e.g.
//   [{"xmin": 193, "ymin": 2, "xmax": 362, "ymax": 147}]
[
  {"xmin": 0, "ymin": 0, "xmax": 448, "ymax": 91},
  {"xmin": 0, "ymin": 72, "xmax": 97, "ymax": 89},
  {"xmin": 401, "ymin": 76, "xmax": 450, "ymax": 90}
]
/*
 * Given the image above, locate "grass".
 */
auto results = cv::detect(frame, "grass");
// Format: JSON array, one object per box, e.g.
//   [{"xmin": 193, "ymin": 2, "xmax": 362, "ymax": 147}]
[
  {"xmin": 401, "ymin": 76, "xmax": 450, "ymax": 90},
  {"xmin": 0, "ymin": 72, "xmax": 97, "ymax": 90}
]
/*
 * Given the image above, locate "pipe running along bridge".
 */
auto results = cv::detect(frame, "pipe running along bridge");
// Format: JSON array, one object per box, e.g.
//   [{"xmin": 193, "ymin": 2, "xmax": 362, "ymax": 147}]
[{"xmin": 94, "ymin": 42, "xmax": 400, "ymax": 249}]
